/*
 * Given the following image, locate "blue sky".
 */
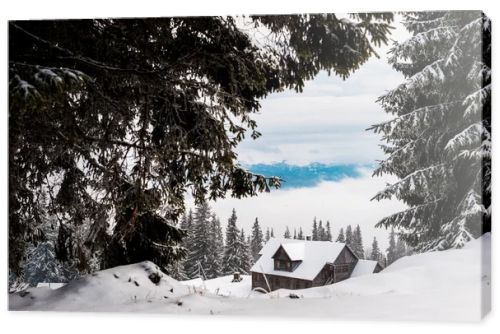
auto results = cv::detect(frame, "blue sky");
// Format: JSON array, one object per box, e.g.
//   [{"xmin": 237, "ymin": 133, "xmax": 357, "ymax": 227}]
[
  {"xmin": 247, "ymin": 162, "xmax": 366, "ymax": 188},
  {"xmin": 201, "ymin": 19, "xmax": 410, "ymax": 250}
]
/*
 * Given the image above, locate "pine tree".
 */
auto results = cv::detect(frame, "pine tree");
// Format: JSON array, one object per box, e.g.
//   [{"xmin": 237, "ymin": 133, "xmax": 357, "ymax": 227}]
[
  {"xmin": 386, "ymin": 228, "xmax": 397, "ymax": 265},
  {"xmin": 166, "ymin": 211, "xmax": 189, "ymax": 280},
  {"xmin": 24, "ymin": 242, "xmax": 77, "ymax": 286},
  {"xmin": 239, "ymin": 229, "xmax": 253, "ymax": 272},
  {"xmin": 180, "ymin": 210, "xmax": 195, "ymax": 277},
  {"xmin": 222, "ymin": 209, "xmax": 240, "ymax": 275},
  {"xmin": 370, "ymin": 237, "xmax": 382, "ymax": 262},
  {"xmin": 395, "ymin": 237, "xmax": 407, "ymax": 260},
  {"xmin": 250, "ymin": 218, "xmax": 264, "ymax": 261},
  {"xmin": 206, "ymin": 214, "xmax": 224, "ymax": 278},
  {"xmin": 222, "ymin": 209, "xmax": 252, "ymax": 275},
  {"xmin": 318, "ymin": 220, "xmax": 325, "ymax": 241},
  {"xmin": 312, "ymin": 218, "xmax": 318, "ymax": 241},
  {"xmin": 380, "ymin": 254, "xmax": 388, "ymax": 268},
  {"xmin": 10, "ymin": 15, "xmax": 393, "ymax": 275},
  {"xmin": 293, "ymin": 228, "xmax": 297, "ymax": 239},
  {"xmin": 297, "ymin": 227, "xmax": 304, "ymax": 240},
  {"xmin": 325, "ymin": 221, "xmax": 332, "ymax": 241},
  {"xmin": 270, "ymin": 228, "xmax": 275, "ymax": 238},
  {"xmin": 336, "ymin": 228, "xmax": 345, "ymax": 243},
  {"xmin": 284, "ymin": 226, "xmax": 291, "ymax": 239},
  {"xmin": 345, "ymin": 225, "xmax": 353, "ymax": 247},
  {"xmin": 364, "ymin": 248, "xmax": 372, "ymax": 260},
  {"xmin": 352, "ymin": 225, "xmax": 365, "ymax": 259},
  {"xmin": 370, "ymin": 12, "xmax": 491, "ymax": 251},
  {"xmin": 185, "ymin": 203, "xmax": 212, "ymax": 279},
  {"xmin": 265, "ymin": 227, "xmax": 271, "ymax": 242}
]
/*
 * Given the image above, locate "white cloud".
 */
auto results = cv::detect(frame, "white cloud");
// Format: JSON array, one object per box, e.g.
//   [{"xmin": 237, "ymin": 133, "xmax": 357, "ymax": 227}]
[
  {"xmin": 237, "ymin": 92, "xmax": 393, "ymax": 165},
  {"xmin": 235, "ymin": 20, "xmax": 411, "ymax": 166}
]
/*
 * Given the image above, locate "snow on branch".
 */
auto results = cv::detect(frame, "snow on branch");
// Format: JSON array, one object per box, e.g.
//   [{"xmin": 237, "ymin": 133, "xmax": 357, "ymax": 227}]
[
  {"xmin": 372, "ymin": 164, "xmax": 449, "ymax": 202},
  {"xmin": 444, "ymin": 122, "xmax": 484, "ymax": 157},
  {"xmin": 375, "ymin": 199, "xmax": 442, "ymax": 231},
  {"xmin": 463, "ymin": 84, "xmax": 491, "ymax": 118},
  {"xmin": 380, "ymin": 59, "xmax": 447, "ymax": 114},
  {"xmin": 389, "ymin": 27, "xmax": 457, "ymax": 64}
]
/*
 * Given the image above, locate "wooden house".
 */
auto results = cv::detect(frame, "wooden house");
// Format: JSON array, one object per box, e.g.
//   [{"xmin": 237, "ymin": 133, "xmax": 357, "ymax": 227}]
[{"xmin": 251, "ymin": 238, "xmax": 382, "ymax": 292}]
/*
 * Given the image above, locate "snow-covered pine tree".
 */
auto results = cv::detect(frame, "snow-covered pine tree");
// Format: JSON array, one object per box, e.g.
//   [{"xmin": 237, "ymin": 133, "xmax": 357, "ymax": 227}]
[
  {"xmin": 352, "ymin": 225, "xmax": 365, "ymax": 259},
  {"xmin": 22, "ymin": 208, "xmax": 82, "ymax": 286},
  {"xmin": 284, "ymin": 226, "xmax": 291, "ymax": 239},
  {"xmin": 265, "ymin": 227, "xmax": 271, "ymax": 242},
  {"xmin": 386, "ymin": 228, "xmax": 397, "ymax": 265},
  {"xmin": 250, "ymin": 218, "xmax": 264, "ymax": 261},
  {"xmin": 325, "ymin": 221, "xmax": 332, "ymax": 241},
  {"xmin": 370, "ymin": 237, "xmax": 382, "ymax": 262},
  {"xmin": 185, "ymin": 203, "xmax": 212, "ymax": 279},
  {"xmin": 180, "ymin": 210, "xmax": 195, "ymax": 278},
  {"xmin": 380, "ymin": 254, "xmax": 388, "ymax": 268},
  {"xmin": 165, "ymin": 207, "xmax": 189, "ymax": 280},
  {"xmin": 345, "ymin": 225, "xmax": 353, "ymax": 247},
  {"xmin": 318, "ymin": 220, "xmax": 325, "ymax": 241},
  {"xmin": 222, "ymin": 209, "xmax": 245, "ymax": 275},
  {"xmin": 179, "ymin": 210, "xmax": 193, "ymax": 234},
  {"xmin": 364, "ymin": 248, "xmax": 372, "ymax": 260},
  {"xmin": 297, "ymin": 227, "xmax": 304, "ymax": 240},
  {"xmin": 24, "ymin": 241, "xmax": 77, "ymax": 286},
  {"xmin": 166, "ymin": 260, "xmax": 188, "ymax": 281},
  {"xmin": 312, "ymin": 218, "xmax": 318, "ymax": 241},
  {"xmin": 204, "ymin": 214, "xmax": 224, "ymax": 279},
  {"xmin": 370, "ymin": 11, "xmax": 491, "ymax": 251},
  {"xmin": 336, "ymin": 228, "xmax": 345, "ymax": 243},
  {"xmin": 395, "ymin": 236, "xmax": 407, "ymax": 260},
  {"xmin": 270, "ymin": 228, "xmax": 275, "ymax": 238},
  {"xmin": 293, "ymin": 228, "xmax": 297, "ymax": 239},
  {"xmin": 239, "ymin": 229, "xmax": 254, "ymax": 273}
]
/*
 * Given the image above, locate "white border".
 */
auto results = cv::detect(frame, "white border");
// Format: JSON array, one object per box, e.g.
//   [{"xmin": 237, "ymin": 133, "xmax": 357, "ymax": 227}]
[{"xmin": 1, "ymin": 1, "xmax": 498, "ymax": 333}]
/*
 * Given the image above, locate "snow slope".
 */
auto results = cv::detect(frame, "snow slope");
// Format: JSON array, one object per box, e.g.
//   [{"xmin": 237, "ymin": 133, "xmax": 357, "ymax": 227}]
[
  {"xmin": 181, "ymin": 274, "xmax": 253, "ymax": 298},
  {"xmin": 10, "ymin": 234, "xmax": 491, "ymax": 321},
  {"xmin": 10, "ymin": 261, "xmax": 190, "ymax": 312}
]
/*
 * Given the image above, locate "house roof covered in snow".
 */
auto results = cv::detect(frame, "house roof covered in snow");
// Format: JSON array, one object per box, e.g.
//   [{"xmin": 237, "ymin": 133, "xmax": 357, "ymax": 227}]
[
  {"xmin": 277, "ymin": 243, "xmax": 305, "ymax": 261},
  {"xmin": 251, "ymin": 238, "xmax": 348, "ymax": 281},
  {"xmin": 351, "ymin": 259, "xmax": 380, "ymax": 278}
]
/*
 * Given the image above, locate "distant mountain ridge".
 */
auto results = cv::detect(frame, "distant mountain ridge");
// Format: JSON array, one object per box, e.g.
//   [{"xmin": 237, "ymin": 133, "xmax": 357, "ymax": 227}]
[{"xmin": 246, "ymin": 162, "xmax": 367, "ymax": 188}]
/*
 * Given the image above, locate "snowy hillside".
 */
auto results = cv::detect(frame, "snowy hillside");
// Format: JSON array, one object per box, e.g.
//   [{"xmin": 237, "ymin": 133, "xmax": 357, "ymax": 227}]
[{"xmin": 10, "ymin": 234, "xmax": 490, "ymax": 321}]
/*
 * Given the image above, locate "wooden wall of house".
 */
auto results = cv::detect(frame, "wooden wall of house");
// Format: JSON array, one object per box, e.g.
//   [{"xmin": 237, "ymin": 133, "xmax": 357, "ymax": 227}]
[
  {"xmin": 251, "ymin": 272, "xmax": 312, "ymax": 292},
  {"xmin": 332, "ymin": 246, "xmax": 359, "ymax": 283},
  {"xmin": 312, "ymin": 264, "xmax": 334, "ymax": 287},
  {"xmin": 334, "ymin": 246, "xmax": 358, "ymax": 265}
]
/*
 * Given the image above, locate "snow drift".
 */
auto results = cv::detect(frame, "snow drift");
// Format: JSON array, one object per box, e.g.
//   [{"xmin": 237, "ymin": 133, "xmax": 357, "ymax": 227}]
[
  {"xmin": 10, "ymin": 234, "xmax": 491, "ymax": 321},
  {"xmin": 9, "ymin": 261, "xmax": 190, "ymax": 312}
]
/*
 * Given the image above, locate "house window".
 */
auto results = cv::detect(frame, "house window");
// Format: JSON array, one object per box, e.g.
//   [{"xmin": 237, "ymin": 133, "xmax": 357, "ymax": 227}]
[{"xmin": 275, "ymin": 259, "xmax": 291, "ymax": 271}]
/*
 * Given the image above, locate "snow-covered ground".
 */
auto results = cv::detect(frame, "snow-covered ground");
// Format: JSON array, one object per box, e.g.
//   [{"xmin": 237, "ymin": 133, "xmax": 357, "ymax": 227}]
[
  {"xmin": 181, "ymin": 275, "xmax": 253, "ymax": 298},
  {"xmin": 10, "ymin": 234, "xmax": 491, "ymax": 321}
]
